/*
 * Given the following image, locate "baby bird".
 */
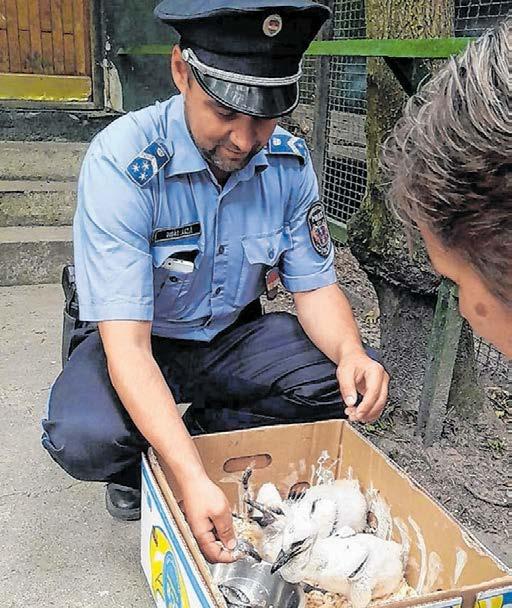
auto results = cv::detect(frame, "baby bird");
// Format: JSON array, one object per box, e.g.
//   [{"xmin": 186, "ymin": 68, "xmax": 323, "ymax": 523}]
[
  {"xmin": 272, "ymin": 531, "xmax": 405, "ymax": 608},
  {"xmin": 256, "ymin": 482, "xmax": 286, "ymax": 513},
  {"xmin": 271, "ymin": 498, "xmax": 338, "ymax": 581},
  {"xmin": 247, "ymin": 482, "xmax": 288, "ymax": 563},
  {"xmin": 279, "ymin": 479, "xmax": 368, "ymax": 554},
  {"xmin": 305, "ymin": 479, "xmax": 368, "ymax": 536}
]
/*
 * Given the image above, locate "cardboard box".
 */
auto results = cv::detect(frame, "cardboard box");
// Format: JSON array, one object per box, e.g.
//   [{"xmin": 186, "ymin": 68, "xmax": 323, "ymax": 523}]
[{"xmin": 141, "ymin": 420, "xmax": 511, "ymax": 608}]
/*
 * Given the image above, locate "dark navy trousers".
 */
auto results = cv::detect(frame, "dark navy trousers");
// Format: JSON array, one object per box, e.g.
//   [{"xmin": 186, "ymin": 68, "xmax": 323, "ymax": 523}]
[{"xmin": 42, "ymin": 312, "xmax": 371, "ymax": 486}]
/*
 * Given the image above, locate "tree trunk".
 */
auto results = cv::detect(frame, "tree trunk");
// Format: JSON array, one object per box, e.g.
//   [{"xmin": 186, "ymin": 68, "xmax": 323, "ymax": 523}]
[
  {"xmin": 373, "ymin": 280, "xmax": 436, "ymax": 413},
  {"xmin": 348, "ymin": 0, "xmax": 483, "ymax": 423}
]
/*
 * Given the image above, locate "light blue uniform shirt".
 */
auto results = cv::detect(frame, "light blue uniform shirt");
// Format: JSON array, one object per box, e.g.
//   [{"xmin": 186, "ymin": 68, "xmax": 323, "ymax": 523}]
[{"xmin": 74, "ymin": 95, "xmax": 336, "ymax": 341}]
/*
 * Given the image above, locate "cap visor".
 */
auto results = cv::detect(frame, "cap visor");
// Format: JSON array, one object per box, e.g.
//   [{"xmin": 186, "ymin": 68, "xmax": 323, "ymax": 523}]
[{"xmin": 191, "ymin": 67, "xmax": 299, "ymax": 119}]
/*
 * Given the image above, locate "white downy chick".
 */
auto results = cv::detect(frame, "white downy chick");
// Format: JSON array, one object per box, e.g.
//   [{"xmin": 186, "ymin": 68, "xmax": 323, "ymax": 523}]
[
  {"xmin": 252, "ymin": 483, "xmax": 289, "ymax": 563},
  {"xmin": 279, "ymin": 479, "xmax": 367, "ymax": 552},
  {"xmin": 307, "ymin": 479, "xmax": 368, "ymax": 535},
  {"xmin": 256, "ymin": 482, "xmax": 285, "ymax": 513},
  {"xmin": 271, "ymin": 498, "xmax": 338, "ymax": 582},
  {"xmin": 274, "ymin": 532, "xmax": 405, "ymax": 608}
]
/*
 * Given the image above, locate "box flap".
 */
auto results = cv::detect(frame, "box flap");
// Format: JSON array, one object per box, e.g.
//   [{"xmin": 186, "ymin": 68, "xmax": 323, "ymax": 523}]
[{"xmin": 338, "ymin": 425, "xmax": 509, "ymax": 593}]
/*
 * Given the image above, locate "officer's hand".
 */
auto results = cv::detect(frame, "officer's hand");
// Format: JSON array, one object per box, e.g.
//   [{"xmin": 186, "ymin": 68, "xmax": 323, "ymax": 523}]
[
  {"xmin": 181, "ymin": 476, "xmax": 238, "ymax": 564},
  {"xmin": 337, "ymin": 352, "xmax": 389, "ymax": 424}
]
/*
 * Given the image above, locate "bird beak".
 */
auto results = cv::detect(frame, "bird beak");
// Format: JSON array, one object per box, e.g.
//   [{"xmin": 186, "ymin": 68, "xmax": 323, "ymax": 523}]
[{"xmin": 271, "ymin": 549, "xmax": 295, "ymax": 574}]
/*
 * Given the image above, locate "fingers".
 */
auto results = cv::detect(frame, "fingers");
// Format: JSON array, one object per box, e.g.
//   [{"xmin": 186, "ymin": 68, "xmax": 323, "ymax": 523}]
[
  {"xmin": 355, "ymin": 364, "xmax": 386, "ymax": 422},
  {"xmin": 212, "ymin": 509, "xmax": 237, "ymax": 552},
  {"xmin": 337, "ymin": 364, "xmax": 358, "ymax": 408},
  {"xmin": 364, "ymin": 373, "xmax": 389, "ymax": 423},
  {"xmin": 344, "ymin": 405, "xmax": 358, "ymax": 422},
  {"xmin": 339, "ymin": 357, "xmax": 389, "ymax": 424},
  {"xmin": 191, "ymin": 520, "xmax": 236, "ymax": 564},
  {"xmin": 187, "ymin": 498, "xmax": 236, "ymax": 563},
  {"xmin": 182, "ymin": 481, "xmax": 238, "ymax": 564},
  {"xmin": 193, "ymin": 520, "xmax": 237, "ymax": 564}
]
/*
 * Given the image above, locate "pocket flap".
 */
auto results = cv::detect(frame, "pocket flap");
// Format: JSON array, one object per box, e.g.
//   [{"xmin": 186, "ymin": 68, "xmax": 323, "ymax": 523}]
[{"xmin": 241, "ymin": 228, "xmax": 292, "ymax": 266}]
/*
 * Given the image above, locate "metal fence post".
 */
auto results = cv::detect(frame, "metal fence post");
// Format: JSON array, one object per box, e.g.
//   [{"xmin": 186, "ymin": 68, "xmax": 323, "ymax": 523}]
[{"xmin": 417, "ymin": 279, "xmax": 464, "ymax": 446}]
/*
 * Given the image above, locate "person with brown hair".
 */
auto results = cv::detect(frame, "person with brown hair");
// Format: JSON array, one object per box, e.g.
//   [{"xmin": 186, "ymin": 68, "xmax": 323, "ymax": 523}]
[{"xmin": 382, "ymin": 17, "xmax": 511, "ymax": 358}]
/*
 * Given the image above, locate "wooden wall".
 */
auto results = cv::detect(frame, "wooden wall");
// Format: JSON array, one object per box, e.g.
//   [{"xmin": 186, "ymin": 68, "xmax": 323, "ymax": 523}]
[{"xmin": 0, "ymin": 1, "xmax": 91, "ymax": 75}]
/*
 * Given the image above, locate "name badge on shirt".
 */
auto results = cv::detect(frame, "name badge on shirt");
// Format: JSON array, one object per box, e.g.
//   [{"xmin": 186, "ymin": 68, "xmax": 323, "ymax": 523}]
[
  {"xmin": 152, "ymin": 223, "xmax": 201, "ymax": 243},
  {"xmin": 265, "ymin": 267, "xmax": 280, "ymax": 301}
]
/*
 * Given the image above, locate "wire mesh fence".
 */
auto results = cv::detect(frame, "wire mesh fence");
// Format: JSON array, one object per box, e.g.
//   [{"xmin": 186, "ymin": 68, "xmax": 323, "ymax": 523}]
[
  {"xmin": 278, "ymin": 56, "xmax": 317, "ymax": 147},
  {"xmin": 475, "ymin": 339, "xmax": 512, "ymax": 384},
  {"xmin": 323, "ymin": 1, "xmax": 368, "ymax": 226},
  {"xmin": 455, "ymin": 0, "xmax": 511, "ymax": 36},
  {"xmin": 298, "ymin": 56, "xmax": 318, "ymax": 107},
  {"xmin": 323, "ymin": 55, "xmax": 367, "ymax": 224},
  {"xmin": 333, "ymin": 0, "xmax": 366, "ymax": 38},
  {"xmin": 282, "ymin": 0, "xmax": 510, "ymax": 381}
]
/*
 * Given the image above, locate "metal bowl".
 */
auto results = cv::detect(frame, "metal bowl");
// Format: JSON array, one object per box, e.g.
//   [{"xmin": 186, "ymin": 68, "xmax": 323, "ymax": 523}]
[{"xmin": 210, "ymin": 559, "xmax": 305, "ymax": 608}]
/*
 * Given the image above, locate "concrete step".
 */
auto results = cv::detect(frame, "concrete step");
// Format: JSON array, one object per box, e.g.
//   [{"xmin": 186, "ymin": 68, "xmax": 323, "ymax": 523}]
[
  {"xmin": 0, "ymin": 141, "xmax": 88, "ymax": 181},
  {"xmin": 0, "ymin": 180, "xmax": 76, "ymax": 226},
  {"xmin": 0, "ymin": 226, "xmax": 72, "ymax": 286}
]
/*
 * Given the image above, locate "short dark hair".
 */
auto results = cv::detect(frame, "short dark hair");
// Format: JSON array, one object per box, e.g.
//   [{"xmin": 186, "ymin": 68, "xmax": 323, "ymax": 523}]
[{"xmin": 382, "ymin": 17, "xmax": 511, "ymax": 306}]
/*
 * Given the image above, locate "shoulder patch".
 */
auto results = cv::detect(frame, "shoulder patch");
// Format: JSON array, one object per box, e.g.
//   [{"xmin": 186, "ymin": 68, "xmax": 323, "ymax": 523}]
[
  {"xmin": 126, "ymin": 140, "xmax": 172, "ymax": 187},
  {"xmin": 267, "ymin": 134, "xmax": 308, "ymax": 163},
  {"xmin": 307, "ymin": 202, "xmax": 332, "ymax": 258}
]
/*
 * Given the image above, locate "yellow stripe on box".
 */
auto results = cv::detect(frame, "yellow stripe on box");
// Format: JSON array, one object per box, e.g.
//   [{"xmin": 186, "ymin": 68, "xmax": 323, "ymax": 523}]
[{"xmin": 0, "ymin": 73, "xmax": 92, "ymax": 102}]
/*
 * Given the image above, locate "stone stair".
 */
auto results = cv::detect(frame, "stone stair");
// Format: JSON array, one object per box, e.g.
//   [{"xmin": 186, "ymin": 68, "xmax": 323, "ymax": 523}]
[{"xmin": 0, "ymin": 141, "xmax": 87, "ymax": 285}]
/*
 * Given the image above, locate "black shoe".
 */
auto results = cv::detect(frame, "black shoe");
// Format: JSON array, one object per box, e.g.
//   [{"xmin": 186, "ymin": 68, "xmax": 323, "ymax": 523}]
[{"xmin": 105, "ymin": 483, "xmax": 141, "ymax": 521}]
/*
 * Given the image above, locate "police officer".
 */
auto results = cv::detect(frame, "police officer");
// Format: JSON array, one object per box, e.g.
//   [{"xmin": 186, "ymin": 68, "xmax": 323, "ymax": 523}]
[{"xmin": 42, "ymin": 0, "xmax": 389, "ymax": 564}]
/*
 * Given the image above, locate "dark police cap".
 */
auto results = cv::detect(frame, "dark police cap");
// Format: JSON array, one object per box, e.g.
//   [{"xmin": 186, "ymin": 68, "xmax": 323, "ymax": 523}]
[{"xmin": 154, "ymin": 1, "xmax": 330, "ymax": 118}]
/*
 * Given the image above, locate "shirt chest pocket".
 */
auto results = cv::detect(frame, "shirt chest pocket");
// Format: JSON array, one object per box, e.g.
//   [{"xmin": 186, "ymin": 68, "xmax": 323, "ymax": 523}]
[
  {"xmin": 234, "ymin": 227, "xmax": 292, "ymax": 308},
  {"xmin": 152, "ymin": 242, "xmax": 200, "ymax": 320}
]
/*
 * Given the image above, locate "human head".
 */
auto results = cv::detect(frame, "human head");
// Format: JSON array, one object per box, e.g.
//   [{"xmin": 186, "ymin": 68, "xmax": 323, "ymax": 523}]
[
  {"xmin": 156, "ymin": 1, "xmax": 330, "ymax": 177},
  {"xmin": 382, "ymin": 18, "xmax": 512, "ymax": 357},
  {"xmin": 171, "ymin": 47, "xmax": 278, "ymax": 176}
]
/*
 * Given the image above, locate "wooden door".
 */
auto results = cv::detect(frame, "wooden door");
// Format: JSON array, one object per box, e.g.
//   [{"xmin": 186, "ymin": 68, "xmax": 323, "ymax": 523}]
[{"xmin": 0, "ymin": 1, "xmax": 92, "ymax": 102}]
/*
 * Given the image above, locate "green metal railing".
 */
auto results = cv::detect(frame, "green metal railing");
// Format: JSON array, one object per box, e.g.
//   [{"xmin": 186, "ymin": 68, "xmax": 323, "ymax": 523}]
[{"xmin": 118, "ymin": 37, "xmax": 475, "ymax": 58}]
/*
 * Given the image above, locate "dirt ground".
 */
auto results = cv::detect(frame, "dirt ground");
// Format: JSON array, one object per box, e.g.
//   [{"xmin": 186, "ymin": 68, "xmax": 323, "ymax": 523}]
[{"xmin": 265, "ymin": 246, "xmax": 511, "ymax": 567}]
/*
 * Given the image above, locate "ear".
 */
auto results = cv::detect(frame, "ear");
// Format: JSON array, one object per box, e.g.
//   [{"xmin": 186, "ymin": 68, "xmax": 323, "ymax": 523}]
[{"xmin": 171, "ymin": 45, "xmax": 190, "ymax": 95}]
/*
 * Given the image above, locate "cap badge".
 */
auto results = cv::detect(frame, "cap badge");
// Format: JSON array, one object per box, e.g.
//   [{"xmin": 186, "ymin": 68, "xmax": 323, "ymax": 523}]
[{"xmin": 263, "ymin": 14, "xmax": 283, "ymax": 37}]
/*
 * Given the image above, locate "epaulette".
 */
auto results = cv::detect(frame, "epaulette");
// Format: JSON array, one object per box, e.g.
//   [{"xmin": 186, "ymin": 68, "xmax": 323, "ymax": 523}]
[
  {"xmin": 126, "ymin": 139, "xmax": 173, "ymax": 187},
  {"xmin": 267, "ymin": 134, "xmax": 308, "ymax": 164}
]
